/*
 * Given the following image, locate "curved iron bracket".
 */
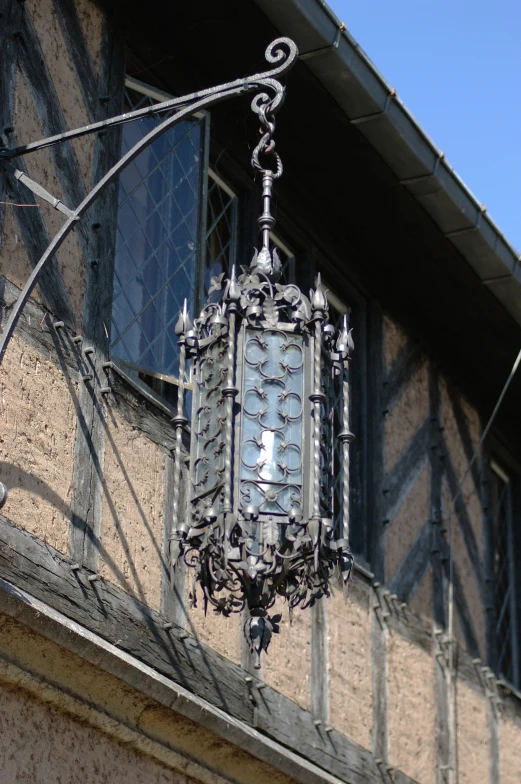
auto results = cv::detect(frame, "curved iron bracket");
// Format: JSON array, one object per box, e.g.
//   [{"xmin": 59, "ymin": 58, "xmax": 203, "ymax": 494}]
[{"xmin": 0, "ymin": 37, "xmax": 298, "ymax": 366}]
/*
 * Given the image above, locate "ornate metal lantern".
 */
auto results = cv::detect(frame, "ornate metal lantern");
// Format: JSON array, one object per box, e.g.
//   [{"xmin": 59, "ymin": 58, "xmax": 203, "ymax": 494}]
[
  {"xmin": 169, "ymin": 50, "xmax": 354, "ymax": 669},
  {"xmin": 0, "ymin": 34, "xmax": 352, "ymax": 668}
]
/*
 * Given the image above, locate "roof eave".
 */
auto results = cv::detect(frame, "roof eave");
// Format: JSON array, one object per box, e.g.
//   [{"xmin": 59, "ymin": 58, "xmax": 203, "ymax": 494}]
[{"xmin": 254, "ymin": 0, "xmax": 521, "ymax": 326}]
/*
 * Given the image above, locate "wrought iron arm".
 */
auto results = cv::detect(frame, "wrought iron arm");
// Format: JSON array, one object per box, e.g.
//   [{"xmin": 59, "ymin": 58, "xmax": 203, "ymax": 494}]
[{"xmin": 0, "ymin": 37, "xmax": 298, "ymax": 366}]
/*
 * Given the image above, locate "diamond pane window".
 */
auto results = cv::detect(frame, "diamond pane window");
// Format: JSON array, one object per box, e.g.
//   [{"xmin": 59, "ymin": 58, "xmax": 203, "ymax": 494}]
[
  {"xmin": 111, "ymin": 85, "xmax": 206, "ymax": 379},
  {"xmin": 205, "ymin": 172, "xmax": 238, "ymax": 296},
  {"xmin": 271, "ymin": 233, "xmax": 295, "ymax": 286}
]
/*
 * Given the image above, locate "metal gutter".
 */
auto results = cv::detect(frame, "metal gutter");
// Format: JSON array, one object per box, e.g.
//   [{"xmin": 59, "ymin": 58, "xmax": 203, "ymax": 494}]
[{"xmin": 254, "ymin": 0, "xmax": 521, "ymax": 327}]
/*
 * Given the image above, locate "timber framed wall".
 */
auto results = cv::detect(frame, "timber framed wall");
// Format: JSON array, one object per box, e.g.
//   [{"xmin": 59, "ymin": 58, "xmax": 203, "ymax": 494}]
[{"xmin": 1, "ymin": 1, "xmax": 521, "ymax": 783}]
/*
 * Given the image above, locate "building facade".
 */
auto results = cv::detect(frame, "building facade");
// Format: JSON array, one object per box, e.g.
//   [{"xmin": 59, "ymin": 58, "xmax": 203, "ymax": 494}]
[{"xmin": 1, "ymin": 0, "xmax": 521, "ymax": 782}]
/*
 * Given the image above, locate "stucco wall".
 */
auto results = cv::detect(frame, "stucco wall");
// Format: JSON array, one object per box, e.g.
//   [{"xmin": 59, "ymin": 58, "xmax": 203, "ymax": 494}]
[
  {"xmin": 384, "ymin": 362, "xmax": 429, "ymax": 475},
  {"xmin": 185, "ymin": 581, "xmax": 243, "ymax": 666},
  {"xmin": 383, "ymin": 315, "xmax": 407, "ymax": 370},
  {"xmin": 327, "ymin": 583, "xmax": 372, "ymax": 750},
  {"xmin": 1, "ymin": 0, "xmax": 106, "ymax": 326},
  {"xmin": 500, "ymin": 711, "xmax": 521, "ymax": 783},
  {"xmin": 0, "ymin": 334, "xmax": 75, "ymax": 553},
  {"xmin": 262, "ymin": 596, "xmax": 311, "ymax": 712},
  {"xmin": 385, "ymin": 464, "xmax": 430, "ymax": 583},
  {"xmin": 99, "ymin": 409, "xmax": 165, "ymax": 611},
  {"xmin": 382, "ymin": 314, "xmax": 486, "ymax": 660},
  {"xmin": 387, "ymin": 629, "xmax": 436, "ymax": 784},
  {"xmin": 0, "ymin": 679, "xmax": 194, "ymax": 784},
  {"xmin": 456, "ymin": 680, "xmax": 489, "ymax": 784}
]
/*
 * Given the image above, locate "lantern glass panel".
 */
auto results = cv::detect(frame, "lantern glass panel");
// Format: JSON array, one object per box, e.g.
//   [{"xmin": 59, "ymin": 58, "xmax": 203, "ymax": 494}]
[
  {"xmin": 240, "ymin": 328, "xmax": 304, "ymax": 515},
  {"xmin": 192, "ymin": 336, "xmax": 228, "ymax": 503}
]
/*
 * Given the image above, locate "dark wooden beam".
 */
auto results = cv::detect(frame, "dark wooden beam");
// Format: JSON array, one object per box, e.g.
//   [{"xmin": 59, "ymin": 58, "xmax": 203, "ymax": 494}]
[
  {"xmin": 441, "ymin": 442, "xmax": 485, "ymax": 605},
  {"xmin": 51, "ymin": 0, "xmax": 100, "ymax": 123},
  {"xmin": 382, "ymin": 340, "xmax": 424, "ymax": 413},
  {"xmin": 446, "ymin": 382, "xmax": 482, "ymax": 495},
  {"xmin": 0, "ymin": 0, "xmax": 23, "ymax": 251},
  {"xmin": 310, "ymin": 599, "xmax": 328, "ymax": 724},
  {"xmin": 0, "ymin": 2, "xmax": 80, "ymax": 325},
  {"xmin": 68, "ymin": 14, "xmax": 125, "ymax": 567},
  {"xmin": 161, "ymin": 457, "xmax": 189, "ymax": 629},
  {"xmin": 16, "ymin": 10, "xmax": 89, "ymax": 247},
  {"xmin": 428, "ymin": 363, "xmax": 451, "ymax": 782},
  {"xmin": 481, "ymin": 449, "xmax": 497, "ymax": 672},
  {"xmin": 383, "ymin": 417, "xmax": 429, "ymax": 522},
  {"xmin": 388, "ymin": 518, "xmax": 431, "ymax": 603},
  {"xmin": 3, "ymin": 162, "xmax": 77, "ymax": 325},
  {"xmin": 366, "ymin": 304, "xmax": 388, "ymax": 763},
  {"xmin": 0, "ymin": 276, "xmax": 79, "ymax": 374},
  {"xmin": 440, "ymin": 537, "xmax": 480, "ymax": 659},
  {"xmin": 0, "ymin": 513, "xmax": 420, "ymax": 784}
]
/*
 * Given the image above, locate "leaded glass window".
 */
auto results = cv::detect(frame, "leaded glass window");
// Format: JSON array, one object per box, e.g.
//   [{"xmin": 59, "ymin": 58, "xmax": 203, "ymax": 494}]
[
  {"xmin": 205, "ymin": 171, "xmax": 238, "ymax": 297},
  {"xmin": 111, "ymin": 84, "xmax": 206, "ymax": 380},
  {"xmin": 271, "ymin": 233, "xmax": 295, "ymax": 286}
]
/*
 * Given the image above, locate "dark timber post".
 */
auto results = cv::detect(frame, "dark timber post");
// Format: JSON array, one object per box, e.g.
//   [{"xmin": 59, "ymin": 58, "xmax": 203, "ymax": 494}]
[
  {"xmin": 368, "ymin": 303, "xmax": 387, "ymax": 763},
  {"xmin": 429, "ymin": 362, "xmax": 451, "ymax": 782},
  {"xmin": 68, "ymin": 12, "xmax": 125, "ymax": 566}
]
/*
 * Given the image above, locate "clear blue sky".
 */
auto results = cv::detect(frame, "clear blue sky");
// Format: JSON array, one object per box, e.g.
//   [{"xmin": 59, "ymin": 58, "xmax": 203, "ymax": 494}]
[{"xmin": 329, "ymin": 1, "xmax": 521, "ymax": 252}]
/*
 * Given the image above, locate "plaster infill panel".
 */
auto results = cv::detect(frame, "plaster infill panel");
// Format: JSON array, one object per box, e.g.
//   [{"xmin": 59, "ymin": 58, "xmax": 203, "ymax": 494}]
[
  {"xmin": 384, "ymin": 362, "xmax": 428, "ymax": 474},
  {"xmin": 385, "ymin": 463, "xmax": 430, "ymax": 584},
  {"xmin": 0, "ymin": 335, "xmax": 76, "ymax": 553},
  {"xmin": 383, "ymin": 315, "xmax": 408, "ymax": 370},
  {"xmin": 440, "ymin": 378, "xmax": 483, "ymax": 559},
  {"xmin": 27, "ymin": 0, "xmax": 95, "ymax": 187},
  {"xmin": 75, "ymin": 0, "xmax": 104, "ymax": 71},
  {"xmin": 328, "ymin": 585, "xmax": 372, "ymax": 750},
  {"xmin": 408, "ymin": 566, "xmax": 433, "ymax": 620},
  {"xmin": 499, "ymin": 714, "xmax": 521, "ymax": 783},
  {"xmin": 442, "ymin": 479, "xmax": 485, "ymax": 658},
  {"xmin": 100, "ymin": 410, "xmax": 165, "ymax": 612},
  {"xmin": 456, "ymin": 680, "xmax": 489, "ymax": 784},
  {"xmin": 9, "ymin": 68, "xmax": 85, "ymax": 325},
  {"xmin": 262, "ymin": 596, "xmax": 311, "ymax": 712},
  {"xmin": 387, "ymin": 629, "xmax": 436, "ymax": 784},
  {"xmin": 0, "ymin": 680, "xmax": 190, "ymax": 784},
  {"xmin": 185, "ymin": 581, "xmax": 243, "ymax": 666}
]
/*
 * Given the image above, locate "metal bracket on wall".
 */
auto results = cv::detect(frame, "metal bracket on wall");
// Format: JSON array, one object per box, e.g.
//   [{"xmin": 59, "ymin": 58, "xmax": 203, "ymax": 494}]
[{"xmin": 0, "ymin": 37, "xmax": 298, "ymax": 367}]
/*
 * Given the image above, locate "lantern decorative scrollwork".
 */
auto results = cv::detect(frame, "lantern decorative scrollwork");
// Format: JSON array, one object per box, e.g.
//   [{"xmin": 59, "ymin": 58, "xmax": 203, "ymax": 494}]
[{"xmin": 170, "ymin": 60, "xmax": 354, "ymax": 668}]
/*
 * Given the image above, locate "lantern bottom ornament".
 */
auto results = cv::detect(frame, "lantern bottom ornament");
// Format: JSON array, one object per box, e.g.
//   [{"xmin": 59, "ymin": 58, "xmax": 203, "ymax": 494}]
[{"xmin": 169, "ymin": 43, "xmax": 354, "ymax": 668}]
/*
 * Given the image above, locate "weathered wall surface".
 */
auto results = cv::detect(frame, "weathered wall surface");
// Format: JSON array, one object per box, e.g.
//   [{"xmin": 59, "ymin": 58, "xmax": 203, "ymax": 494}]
[
  {"xmin": 383, "ymin": 317, "xmax": 430, "ymax": 594},
  {"xmin": 456, "ymin": 680, "xmax": 489, "ymax": 784},
  {"xmin": 387, "ymin": 629, "xmax": 436, "ymax": 784},
  {"xmin": 327, "ymin": 582, "xmax": 372, "ymax": 750},
  {"xmin": 262, "ymin": 597, "xmax": 312, "ymax": 712},
  {"xmin": 185, "ymin": 582, "xmax": 243, "ymax": 666},
  {"xmin": 500, "ymin": 710, "xmax": 521, "ymax": 783},
  {"xmin": 384, "ymin": 362, "xmax": 429, "ymax": 475},
  {"xmin": 0, "ymin": 679, "xmax": 193, "ymax": 784},
  {"xmin": 1, "ymin": 0, "xmax": 106, "ymax": 326},
  {"xmin": 99, "ymin": 409, "xmax": 165, "ymax": 611},
  {"xmin": 28, "ymin": 0, "xmax": 95, "ymax": 186},
  {"xmin": 382, "ymin": 314, "xmax": 486, "ymax": 659},
  {"xmin": 385, "ymin": 464, "xmax": 430, "ymax": 583},
  {"xmin": 0, "ymin": 335, "xmax": 75, "ymax": 552},
  {"xmin": 383, "ymin": 315, "xmax": 407, "ymax": 370}
]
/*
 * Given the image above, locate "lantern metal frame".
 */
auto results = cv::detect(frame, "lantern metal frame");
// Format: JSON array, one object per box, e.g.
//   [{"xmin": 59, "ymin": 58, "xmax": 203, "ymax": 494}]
[
  {"xmin": 0, "ymin": 38, "xmax": 354, "ymax": 668},
  {"xmin": 170, "ymin": 75, "xmax": 354, "ymax": 667}
]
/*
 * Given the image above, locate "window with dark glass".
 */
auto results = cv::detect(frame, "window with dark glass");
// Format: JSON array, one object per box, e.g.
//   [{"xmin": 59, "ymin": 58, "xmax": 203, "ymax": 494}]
[{"xmin": 111, "ymin": 79, "xmax": 239, "ymax": 392}]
